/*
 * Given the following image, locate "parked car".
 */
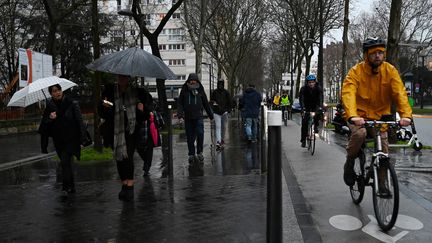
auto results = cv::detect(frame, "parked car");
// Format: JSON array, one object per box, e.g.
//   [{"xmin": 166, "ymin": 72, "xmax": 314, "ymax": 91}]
[{"xmin": 291, "ymin": 98, "xmax": 301, "ymax": 113}]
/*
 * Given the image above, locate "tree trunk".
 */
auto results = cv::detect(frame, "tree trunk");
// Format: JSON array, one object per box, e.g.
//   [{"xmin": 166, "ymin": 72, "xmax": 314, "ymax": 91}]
[
  {"xmin": 386, "ymin": 0, "xmax": 402, "ymax": 66},
  {"xmin": 341, "ymin": 0, "xmax": 349, "ymax": 99},
  {"xmin": 91, "ymin": 0, "xmax": 102, "ymax": 152},
  {"xmin": 387, "ymin": 0, "xmax": 402, "ymax": 144}
]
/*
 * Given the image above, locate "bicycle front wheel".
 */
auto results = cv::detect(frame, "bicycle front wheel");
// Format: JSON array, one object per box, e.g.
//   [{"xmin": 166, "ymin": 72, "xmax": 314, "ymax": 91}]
[
  {"xmin": 308, "ymin": 124, "xmax": 316, "ymax": 155},
  {"xmin": 350, "ymin": 150, "xmax": 366, "ymax": 204},
  {"xmin": 372, "ymin": 159, "xmax": 399, "ymax": 231}
]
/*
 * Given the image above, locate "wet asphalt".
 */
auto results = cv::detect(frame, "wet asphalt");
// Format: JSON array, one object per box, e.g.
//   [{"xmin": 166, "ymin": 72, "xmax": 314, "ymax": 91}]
[{"xmin": 0, "ymin": 112, "xmax": 431, "ymax": 242}]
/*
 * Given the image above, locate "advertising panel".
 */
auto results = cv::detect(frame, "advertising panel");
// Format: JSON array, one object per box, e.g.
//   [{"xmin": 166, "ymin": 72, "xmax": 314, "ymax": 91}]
[{"xmin": 18, "ymin": 48, "xmax": 53, "ymax": 88}]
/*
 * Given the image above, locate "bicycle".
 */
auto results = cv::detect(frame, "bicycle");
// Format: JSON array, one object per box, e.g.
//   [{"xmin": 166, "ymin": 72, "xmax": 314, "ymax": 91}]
[
  {"xmin": 349, "ymin": 119, "xmax": 401, "ymax": 231},
  {"xmin": 305, "ymin": 111, "xmax": 316, "ymax": 155}
]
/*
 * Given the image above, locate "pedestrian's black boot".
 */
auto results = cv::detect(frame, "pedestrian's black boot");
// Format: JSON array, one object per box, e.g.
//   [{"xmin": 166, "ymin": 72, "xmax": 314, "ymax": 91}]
[
  {"xmin": 343, "ymin": 158, "xmax": 356, "ymax": 187},
  {"xmin": 118, "ymin": 185, "xmax": 127, "ymax": 200},
  {"xmin": 125, "ymin": 185, "xmax": 134, "ymax": 201}
]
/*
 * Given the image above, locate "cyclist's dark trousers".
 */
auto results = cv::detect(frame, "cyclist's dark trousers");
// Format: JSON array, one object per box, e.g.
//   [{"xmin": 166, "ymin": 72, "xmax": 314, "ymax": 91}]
[
  {"xmin": 281, "ymin": 106, "xmax": 288, "ymax": 118},
  {"xmin": 300, "ymin": 113, "xmax": 320, "ymax": 142}
]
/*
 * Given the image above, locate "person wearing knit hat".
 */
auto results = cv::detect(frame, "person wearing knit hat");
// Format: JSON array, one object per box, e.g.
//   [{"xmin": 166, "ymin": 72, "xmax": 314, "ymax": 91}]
[
  {"xmin": 341, "ymin": 37, "xmax": 412, "ymax": 190},
  {"xmin": 177, "ymin": 73, "xmax": 214, "ymax": 163}
]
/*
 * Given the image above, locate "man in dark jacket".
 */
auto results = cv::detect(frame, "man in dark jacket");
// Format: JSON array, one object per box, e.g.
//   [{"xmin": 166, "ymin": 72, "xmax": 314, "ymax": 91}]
[
  {"xmin": 239, "ymin": 84, "xmax": 262, "ymax": 143},
  {"xmin": 299, "ymin": 74, "xmax": 323, "ymax": 147},
  {"xmin": 211, "ymin": 79, "xmax": 232, "ymax": 149},
  {"xmin": 177, "ymin": 73, "xmax": 214, "ymax": 163}
]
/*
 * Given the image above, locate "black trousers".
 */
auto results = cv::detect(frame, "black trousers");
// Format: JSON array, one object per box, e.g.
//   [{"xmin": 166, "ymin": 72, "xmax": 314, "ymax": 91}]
[
  {"xmin": 301, "ymin": 112, "xmax": 320, "ymax": 142},
  {"xmin": 116, "ymin": 132, "xmax": 136, "ymax": 181},
  {"xmin": 116, "ymin": 132, "xmax": 155, "ymax": 180},
  {"xmin": 56, "ymin": 148, "xmax": 75, "ymax": 191}
]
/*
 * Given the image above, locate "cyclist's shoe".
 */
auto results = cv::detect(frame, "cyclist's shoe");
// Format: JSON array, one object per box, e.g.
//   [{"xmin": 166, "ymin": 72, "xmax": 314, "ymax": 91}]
[
  {"xmin": 197, "ymin": 153, "xmax": 204, "ymax": 162},
  {"xmin": 301, "ymin": 140, "xmax": 306, "ymax": 147},
  {"xmin": 343, "ymin": 158, "xmax": 356, "ymax": 186}
]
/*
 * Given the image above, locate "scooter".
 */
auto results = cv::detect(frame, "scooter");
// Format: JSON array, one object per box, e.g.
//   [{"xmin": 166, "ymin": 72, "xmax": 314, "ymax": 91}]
[
  {"xmin": 332, "ymin": 103, "xmax": 349, "ymax": 135},
  {"xmin": 391, "ymin": 115, "xmax": 423, "ymax": 151}
]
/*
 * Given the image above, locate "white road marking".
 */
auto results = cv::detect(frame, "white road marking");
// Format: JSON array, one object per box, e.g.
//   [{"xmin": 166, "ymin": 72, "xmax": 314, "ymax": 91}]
[{"xmin": 329, "ymin": 215, "xmax": 363, "ymax": 231}]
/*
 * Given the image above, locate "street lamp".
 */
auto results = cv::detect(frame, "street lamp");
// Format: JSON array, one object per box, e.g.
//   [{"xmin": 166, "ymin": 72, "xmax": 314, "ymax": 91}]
[
  {"xmin": 399, "ymin": 42, "xmax": 430, "ymax": 109},
  {"xmin": 419, "ymin": 48, "xmax": 432, "ymax": 109},
  {"xmin": 201, "ymin": 62, "xmax": 213, "ymax": 99}
]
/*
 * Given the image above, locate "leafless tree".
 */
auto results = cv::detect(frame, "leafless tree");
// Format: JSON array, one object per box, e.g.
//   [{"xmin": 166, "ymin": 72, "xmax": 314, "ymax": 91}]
[
  {"xmin": 125, "ymin": 0, "xmax": 184, "ymax": 117},
  {"xmin": 183, "ymin": 0, "xmax": 221, "ymax": 79},
  {"xmin": 0, "ymin": 0, "xmax": 42, "ymax": 98},
  {"xmin": 201, "ymin": 0, "xmax": 267, "ymax": 94}
]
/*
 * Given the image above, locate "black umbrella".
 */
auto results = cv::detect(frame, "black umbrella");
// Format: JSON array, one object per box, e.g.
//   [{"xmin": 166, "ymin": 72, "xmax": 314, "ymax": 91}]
[{"xmin": 86, "ymin": 47, "xmax": 176, "ymax": 79}]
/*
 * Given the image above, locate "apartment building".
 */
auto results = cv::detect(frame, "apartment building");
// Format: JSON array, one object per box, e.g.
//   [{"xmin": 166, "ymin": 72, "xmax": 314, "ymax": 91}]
[{"xmin": 100, "ymin": 0, "xmax": 213, "ymax": 100}]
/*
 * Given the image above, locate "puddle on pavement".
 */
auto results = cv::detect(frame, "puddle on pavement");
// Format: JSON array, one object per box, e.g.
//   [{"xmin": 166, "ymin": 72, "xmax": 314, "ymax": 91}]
[{"xmin": 0, "ymin": 158, "xmax": 118, "ymax": 186}]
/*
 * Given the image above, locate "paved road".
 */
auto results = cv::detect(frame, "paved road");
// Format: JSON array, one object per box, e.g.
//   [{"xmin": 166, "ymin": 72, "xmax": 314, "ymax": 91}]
[{"xmin": 282, "ymin": 119, "xmax": 432, "ymax": 242}]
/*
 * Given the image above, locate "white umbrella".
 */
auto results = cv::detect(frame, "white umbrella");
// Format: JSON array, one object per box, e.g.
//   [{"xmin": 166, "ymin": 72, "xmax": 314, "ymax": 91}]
[
  {"xmin": 7, "ymin": 76, "xmax": 77, "ymax": 107},
  {"xmin": 86, "ymin": 47, "xmax": 176, "ymax": 79}
]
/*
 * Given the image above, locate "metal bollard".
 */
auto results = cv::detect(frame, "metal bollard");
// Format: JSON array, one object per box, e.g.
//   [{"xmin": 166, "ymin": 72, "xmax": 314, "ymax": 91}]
[
  {"xmin": 168, "ymin": 105, "xmax": 173, "ymax": 178},
  {"xmin": 260, "ymin": 103, "xmax": 267, "ymax": 173},
  {"xmin": 266, "ymin": 110, "xmax": 282, "ymax": 243}
]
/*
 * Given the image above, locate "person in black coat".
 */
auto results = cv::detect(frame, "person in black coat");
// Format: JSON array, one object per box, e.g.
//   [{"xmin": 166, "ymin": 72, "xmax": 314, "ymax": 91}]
[
  {"xmin": 210, "ymin": 79, "xmax": 232, "ymax": 148},
  {"xmin": 39, "ymin": 84, "xmax": 87, "ymax": 195},
  {"xmin": 299, "ymin": 74, "xmax": 323, "ymax": 147},
  {"xmin": 177, "ymin": 73, "xmax": 214, "ymax": 162}
]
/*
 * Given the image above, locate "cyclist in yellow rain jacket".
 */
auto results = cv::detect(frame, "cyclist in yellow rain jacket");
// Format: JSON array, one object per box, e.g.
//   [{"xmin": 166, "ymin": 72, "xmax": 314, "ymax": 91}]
[{"xmin": 341, "ymin": 37, "xmax": 412, "ymax": 187}]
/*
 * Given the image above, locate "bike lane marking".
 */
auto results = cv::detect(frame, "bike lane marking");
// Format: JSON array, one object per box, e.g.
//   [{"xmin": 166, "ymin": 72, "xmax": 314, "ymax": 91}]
[{"xmin": 329, "ymin": 214, "xmax": 423, "ymax": 243}]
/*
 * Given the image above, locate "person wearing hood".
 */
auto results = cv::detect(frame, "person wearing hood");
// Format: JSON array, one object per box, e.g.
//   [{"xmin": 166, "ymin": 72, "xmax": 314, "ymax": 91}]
[
  {"xmin": 341, "ymin": 37, "xmax": 412, "ymax": 188},
  {"xmin": 239, "ymin": 84, "xmax": 262, "ymax": 143},
  {"xmin": 210, "ymin": 79, "xmax": 232, "ymax": 149},
  {"xmin": 177, "ymin": 73, "xmax": 214, "ymax": 163}
]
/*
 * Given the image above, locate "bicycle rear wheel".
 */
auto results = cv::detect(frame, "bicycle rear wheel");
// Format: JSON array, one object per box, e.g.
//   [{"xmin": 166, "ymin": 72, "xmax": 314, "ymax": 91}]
[
  {"xmin": 350, "ymin": 150, "xmax": 366, "ymax": 204},
  {"xmin": 372, "ymin": 158, "xmax": 399, "ymax": 231}
]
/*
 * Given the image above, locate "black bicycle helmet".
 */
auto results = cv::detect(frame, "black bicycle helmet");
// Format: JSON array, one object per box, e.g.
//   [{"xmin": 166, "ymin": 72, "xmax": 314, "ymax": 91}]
[{"xmin": 362, "ymin": 37, "xmax": 386, "ymax": 53}]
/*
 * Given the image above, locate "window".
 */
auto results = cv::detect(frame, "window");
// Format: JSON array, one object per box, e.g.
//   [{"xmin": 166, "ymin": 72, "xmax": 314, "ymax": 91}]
[
  {"xmin": 172, "ymin": 13, "xmax": 181, "ymax": 19},
  {"xmin": 159, "ymin": 44, "xmax": 167, "ymax": 50},
  {"xmin": 168, "ymin": 59, "xmax": 185, "ymax": 66},
  {"xmin": 168, "ymin": 44, "xmax": 185, "ymax": 50}
]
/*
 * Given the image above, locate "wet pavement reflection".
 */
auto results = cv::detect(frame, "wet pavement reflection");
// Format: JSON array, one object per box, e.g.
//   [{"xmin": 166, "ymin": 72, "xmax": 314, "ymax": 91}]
[{"xmin": 0, "ymin": 118, "xmax": 264, "ymax": 185}]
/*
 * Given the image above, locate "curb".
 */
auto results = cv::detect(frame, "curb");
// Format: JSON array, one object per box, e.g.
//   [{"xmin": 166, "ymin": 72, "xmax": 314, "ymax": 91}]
[
  {"xmin": 395, "ymin": 166, "xmax": 432, "ymax": 173},
  {"xmin": 0, "ymin": 152, "xmax": 56, "ymax": 171}
]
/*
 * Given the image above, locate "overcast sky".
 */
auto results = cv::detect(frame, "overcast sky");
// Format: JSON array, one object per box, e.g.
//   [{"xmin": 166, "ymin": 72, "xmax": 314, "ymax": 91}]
[{"xmin": 326, "ymin": 0, "xmax": 376, "ymax": 44}]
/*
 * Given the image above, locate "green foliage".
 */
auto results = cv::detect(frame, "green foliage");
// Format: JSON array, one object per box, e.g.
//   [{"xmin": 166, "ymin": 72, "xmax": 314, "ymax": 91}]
[
  {"xmin": 78, "ymin": 147, "xmax": 113, "ymax": 162},
  {"xmin": 53, "ymin": 147, "xmax": 113, "ymax": 164},
  {"xmin": 412, "ymin": 107, "xmax": 432, "ymax": 115}
]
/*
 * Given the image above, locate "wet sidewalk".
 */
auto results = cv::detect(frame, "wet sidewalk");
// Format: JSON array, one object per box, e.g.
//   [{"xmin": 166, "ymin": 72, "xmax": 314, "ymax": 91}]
[{"xmin": 0, "ymin": 118, "xmax": 303, "ymax": 243}]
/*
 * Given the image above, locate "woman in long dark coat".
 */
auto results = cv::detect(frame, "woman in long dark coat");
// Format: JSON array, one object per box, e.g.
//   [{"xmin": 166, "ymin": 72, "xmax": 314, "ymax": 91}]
[{"xmin": 39, "ymin": 84, "xmax": 87, "ymax": 195}]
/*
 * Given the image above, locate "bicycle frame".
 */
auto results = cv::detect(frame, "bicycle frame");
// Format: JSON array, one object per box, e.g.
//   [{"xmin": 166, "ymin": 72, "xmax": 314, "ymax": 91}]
[{"xmin": 350, "ymin": 120, "xmax": 400, "ymax": 231}]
